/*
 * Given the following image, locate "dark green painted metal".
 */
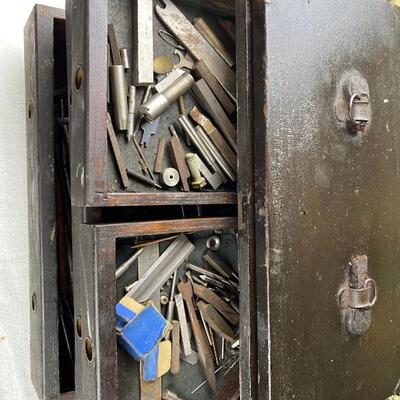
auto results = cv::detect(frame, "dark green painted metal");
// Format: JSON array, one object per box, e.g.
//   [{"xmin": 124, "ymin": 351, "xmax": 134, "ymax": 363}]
[{"xmin": 254, "ymin": 1, "xmax": 400, "ymax": 398}]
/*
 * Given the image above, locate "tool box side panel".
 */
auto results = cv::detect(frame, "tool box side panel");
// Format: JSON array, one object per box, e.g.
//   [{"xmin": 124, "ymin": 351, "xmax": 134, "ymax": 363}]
[
  {"xmin": 72, "ymin": 215, "xmax": 117, "ymax": 400},
  {"xmin": 260, "ymin": 1, "xmax": 400, "ymax": 399},
  {"xmin": 69, "ymin": 0, "xmax": 108, "ymax": 207},
  {"xmin": 24, "ymin": 6, "xmax": 64, "ymax": 399}
]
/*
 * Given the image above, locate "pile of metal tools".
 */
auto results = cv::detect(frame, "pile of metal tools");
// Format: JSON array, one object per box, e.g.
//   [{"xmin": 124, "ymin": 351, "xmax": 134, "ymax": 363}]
[
  {"xmin": 107, "ymin": 0, "xmax": 237, "ymax": 192},
  {"xmin": 115, "ymin": 233, "xmax": 240, "ymax": 398}
]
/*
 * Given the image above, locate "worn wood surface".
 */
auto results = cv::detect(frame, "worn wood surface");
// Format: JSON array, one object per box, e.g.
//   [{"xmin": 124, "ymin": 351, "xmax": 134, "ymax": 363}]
[{"xmin": 24, "ymin": 5, "xmax": 65, "ymax": 399}]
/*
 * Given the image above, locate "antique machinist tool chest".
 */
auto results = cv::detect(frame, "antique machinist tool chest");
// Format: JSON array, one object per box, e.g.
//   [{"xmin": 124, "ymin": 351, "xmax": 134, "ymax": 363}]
[{"xmin": 25, "ymin": 1, "xmax": 400, "ymax": 399}]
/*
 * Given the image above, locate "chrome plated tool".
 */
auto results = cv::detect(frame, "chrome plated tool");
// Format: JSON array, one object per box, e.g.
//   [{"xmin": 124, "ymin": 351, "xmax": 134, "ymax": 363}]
[
  {"xmin": 160, "ymin": 168, "xmax": 180, "ymax": 188},
  {"xmin": 110, "ymin": 65, "xmax": 128, "ymax": 131},
  {"xmin": 127, "ymin": 85, "xmax": 136, "ymax": 141},
  {"xmin": 139, "ymin": 73, "xmax": 194, "ymax": 121}
]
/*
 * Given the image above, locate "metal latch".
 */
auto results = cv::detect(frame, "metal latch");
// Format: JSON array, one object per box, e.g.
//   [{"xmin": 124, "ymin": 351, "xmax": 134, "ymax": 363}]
[
  {"xmin": 335, "ymin": 73, "xmax": 372, "ymax": 135},
  {"xmin": 338, "ymin": 255, "xmax": 377, "ymax": 335}
]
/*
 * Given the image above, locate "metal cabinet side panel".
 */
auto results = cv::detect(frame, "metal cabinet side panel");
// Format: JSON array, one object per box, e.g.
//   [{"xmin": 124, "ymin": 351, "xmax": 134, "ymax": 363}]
[
  {"xmin": 256, "ymin": 1, "xmax": 400, "ymax": 399},
  {"xmin": 24, "ymin": 5, "xmax": 65, "ymax": 399}
]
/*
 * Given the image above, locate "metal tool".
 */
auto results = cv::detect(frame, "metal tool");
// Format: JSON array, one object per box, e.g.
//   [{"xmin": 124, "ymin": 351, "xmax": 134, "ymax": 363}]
[
  {"xmin": 178, "ymin": 96, "xmax": 186, "ymax": 115},
  {"xmin": 160, "ymin": 168, "xmax": 180, "ymax": 188},
  {"xmin": 195, "ymin": 126, "xmax": 236, "ymax": 182},
  {"xmin": 162, "ymin": 389, "xmax": 183, "ymax": 400},
  {"xmin": 116, "ymin": 248, "xmax": 144, "ymax": 279},
  {"xmin": 168, "ymin": 125, "xmax": 191, "ymax": 192},
  {"xmin": 192, "ymin": 79, "xmax": 237, "ymax": 151},
  {"xmin": 175, "ymin": 293, "xmax": 198, "ymax": 364},
  {"xmin": 154, "ymin": 139, "xmax": 167, "ymax": 174},
  {"xmin": 132, "ymin": 0, "xmax": 153, "ymax": 85},
  {"xmin": 197, "ymin": 156, "xmax": 224, "ymax": 190},
  {"xmin": 185, "ymin": 153, "xmax": 206, "ymax": 190},
  {"xmin": 178, "ymin": 280, "xmax": 217, "ymax": 391},
  {"xmin": 108, "ymin": 24, "xmax": 122, "ymax": 65},
  {"xmin": 203, "ymin": 250, "xmax": 233, "ymax": 279},
  {"xmin": 127, "ymin": 85, "xmax": 136, "ymax": 141},
  {"xmin": 139, "ymin": 73, "xmax": 194, "ymax": 121},
  {"xmin": 160, "ymin": 293, "xmax": 169, "ymax": 305},
  {"xmin": 197, "ymin": 301, "xmax": 236, "ymax": 342},
  {"xmin": 154, "ymin": 56, "xmax": 174, "ymax": 75},
  {"xmin": 221, "ymin": 337, "xmax": 225, "ymax": 361},
  {"xmin": 199, "ymin": 275, "xmax": 225, "ymax": 289},
  {"xmin": 170, "ymin": 321, "xmax": 181, "ymax": 375},
  {"xmin": 193, "ymin": 18, "xmax": 234, "ymax": 67},
  {"xmin": 178, "ymin": 115, "xmax": 218, "ymax": 172},
  {"xmin": 132, "ymin": 136, "xmax": 156, "ymax": 182},
  {"xmin": 106, "ymin": 113, "xmax": 130, "ymax": 188},
  {"xmin": 126, "ymin": 168, "xmax": 162, "ymax": 189},
  {"xmin": 199, "ymin": 310, "xmax": 212, "ymax": 346},
  {"xmin": 185, "ymin": 263, "xmax": 229, "ymax": 285},
  {"xmin": 207, "ymin": 235, "xmax": 221, "ymax": 251},
  {"xmin": 165, "ymin": 270, "xmax": 178, "ymax": 340},
  {"xmin": 209, "ymin": 328, "xmax": 219, "ymax": 366},
  {"xmin": 120, "ymin": 48, "xmax": 130, "ymax": 70},
  {"xmin": 190, "ymin": 106, "xmax": 237, "ymax": 169},
  {"xmin": 193, "ymin": 60, "xmax": 236, "ymax": 115},
  {"xmin": 127, "ymin": 235, "xmax": 194, "ymax": 303},
  {"xmin": 140, "ymin": 116, "xmax": 161, "ymax": 146},
  {"xmin": 154, "ymin": 68, "xmax": 185, "ymax": 93},
  {"xmin": 173, "ymin": 49, "xmax": 195, "ymax": 70},
  {"xmin": 158, "ymin": 30, "xmax": 186, "ymax": 51},
  {"xmin": 192, "ymin": 282, "xmax": 239, "ymax": 326},
  {"xmin": 155, "ymin": 0, "xmax": 236, "ymax": 98},
  {"xmin": 110, "ymin": 65, "xmax": 128, "ymax": 131}
]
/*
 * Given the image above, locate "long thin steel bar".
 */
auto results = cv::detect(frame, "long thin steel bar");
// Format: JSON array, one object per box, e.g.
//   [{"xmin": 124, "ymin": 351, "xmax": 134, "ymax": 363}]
[
  {"xmin": 115, "ymin": 248, "xmax": 144, "ymax": 279},
  {"xmin": 192, "ymin": 79, "xmax": 237, "ymax": 151},
  {"xmin": 127, "ymin": 235, "xmax": 194, "ymax": 302},
  {"xmin": 132, "ymin": 0, "xmax": 153, "ymax": 85},
  {"xmin": 155, "ymin": 0, "xmax": 236, "ymax": 98}
]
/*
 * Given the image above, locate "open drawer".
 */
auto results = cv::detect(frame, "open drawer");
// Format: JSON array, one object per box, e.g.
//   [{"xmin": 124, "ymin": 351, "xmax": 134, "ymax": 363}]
[
  {"xmin": 68, "ymin": 0, "xmax": 241, "ymax": 207},
  {"xmin": 72, "ymin": 216, "xmax": 255, "ymax": 400}
]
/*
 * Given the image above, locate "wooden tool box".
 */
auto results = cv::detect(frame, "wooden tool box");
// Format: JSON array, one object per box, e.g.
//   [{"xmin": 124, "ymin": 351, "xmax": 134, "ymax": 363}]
[
  {"xmin": 26, "ymin": 1, "xmax": 400, "ymax": 400},
  {"xmin": 66, "ymin": 1, "xmax": 254, "ymax": 398}
]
